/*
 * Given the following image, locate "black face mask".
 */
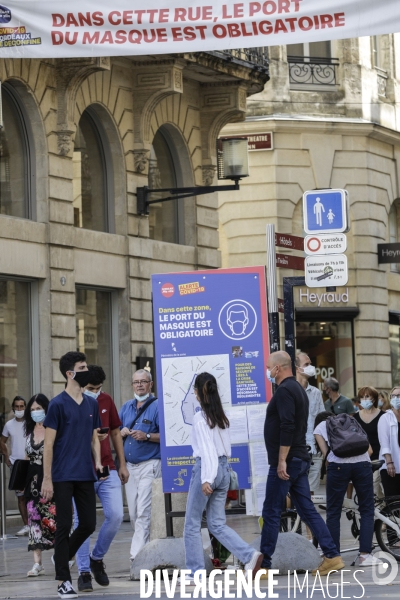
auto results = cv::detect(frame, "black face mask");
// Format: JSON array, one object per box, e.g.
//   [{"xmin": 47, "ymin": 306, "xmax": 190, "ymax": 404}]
[{"xmin": 72, "ymin": 370, "xmax": 92, "ymax": 388}]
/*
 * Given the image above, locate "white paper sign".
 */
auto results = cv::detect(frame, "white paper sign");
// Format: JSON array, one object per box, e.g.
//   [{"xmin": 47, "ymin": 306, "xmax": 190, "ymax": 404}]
[
  {"xmin": 1, "ymin": 1, "xmax": 400, "ymax": 58},
  {"xmin": 246, "ymin": 405, "xmax": 266, "ymax": 442},
  {"xmin": 226, "ymin": 407, "xmax": 249, "ymax": 444}
]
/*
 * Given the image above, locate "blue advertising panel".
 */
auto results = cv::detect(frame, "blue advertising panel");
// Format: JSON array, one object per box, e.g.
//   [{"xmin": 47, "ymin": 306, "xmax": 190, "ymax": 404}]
[
  {"xmin": 151, "ymin": 266, "xmax": 270, "ymax": 493},
  {"xmin": 303, "ymin": 189, "xmax": 348, "ymax": 234}
]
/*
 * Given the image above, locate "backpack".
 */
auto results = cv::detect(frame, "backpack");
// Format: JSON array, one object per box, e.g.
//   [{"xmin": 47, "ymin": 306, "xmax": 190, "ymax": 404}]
[{"xmin": 326, "ymin": 414, "xmax": 369, "ymax": 458}]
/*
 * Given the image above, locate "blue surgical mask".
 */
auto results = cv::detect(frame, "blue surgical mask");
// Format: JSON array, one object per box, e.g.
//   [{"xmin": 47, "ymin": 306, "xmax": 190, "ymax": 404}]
[
  {"xmin": 360, "ymin": 399, "xmax": 373, "ymax": 410},
  {"xmin": 134, "ymin": 393, "xmax": 149, "ymax": 402},
  {"xmin": 378, "ymin": 400, "xmax": 384, "ymax": 408},
  {"xmin": 266, "ymin": 369, "xmax": 275, "ymax": 384},
  {"xmin": 85, "ymin": 389, "xmax": 101, "ymax": 401},
  {"xmin": 390, "ymin": 396, "xmax": 400, "ymax": 410},
  {"xmin": 31, "ymin": 409, "xmax": 45, "ymax": 423}
]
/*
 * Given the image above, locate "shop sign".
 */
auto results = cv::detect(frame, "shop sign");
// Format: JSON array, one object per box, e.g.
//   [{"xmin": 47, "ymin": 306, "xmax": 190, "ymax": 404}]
[
  {"xmin": 305, "ymin": 254, "xmax": 348, "ymax": 288},
  {"xmin": 377, "ymin": 242, "xmax": 400, "ymax": 264},
  {"xmin": 299, "ymin": 287, "xmax": 349, "ymax": 306},
  {"xmin": 303, "ymin": 189, "xmax": 349, "ymax": 235},
  {"xmin": 304, "ymin": 233, "xmax": 347, "ymax": 256}
]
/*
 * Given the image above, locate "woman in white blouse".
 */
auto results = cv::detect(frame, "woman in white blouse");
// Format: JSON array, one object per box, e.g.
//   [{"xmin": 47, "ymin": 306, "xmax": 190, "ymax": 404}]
[
  {"xmin": 378, "ymin": 386, "xmax": 400, "ymax": 497},
  {"xmin": 182, "ymin": 372, "xmax": 263, "ymax": 583}
]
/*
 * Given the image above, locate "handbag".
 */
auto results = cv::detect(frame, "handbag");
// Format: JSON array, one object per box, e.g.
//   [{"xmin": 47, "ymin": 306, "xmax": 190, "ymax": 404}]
[
  {"xmin": 8, "ymin": 459, "xmax": 29, "ymax": 491},
  {"xmin": 115, "ymin": 397, "xmax": 157, "ymax": 470},
  {"xmin": 217, "ymin": 428, "xmax": 239, "ymax": 491}
]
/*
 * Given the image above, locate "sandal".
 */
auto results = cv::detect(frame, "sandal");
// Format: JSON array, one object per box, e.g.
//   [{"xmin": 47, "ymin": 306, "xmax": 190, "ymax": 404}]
[{"xmin": 27, "ymin": 563, "xmax": 45, "ymax": 577}]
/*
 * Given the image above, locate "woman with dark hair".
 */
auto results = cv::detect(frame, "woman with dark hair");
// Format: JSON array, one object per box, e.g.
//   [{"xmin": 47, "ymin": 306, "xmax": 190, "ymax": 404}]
[
  {"xmin": 24, "ymin": 393, "xmax": 57, "ymax": 577},
  {"xmin": 182, "ymin": 372, "xmax": 263, "ymax": 584}
]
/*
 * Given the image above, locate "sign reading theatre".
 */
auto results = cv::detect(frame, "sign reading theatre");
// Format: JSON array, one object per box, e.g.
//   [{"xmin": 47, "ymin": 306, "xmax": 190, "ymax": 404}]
[{"xmin": 152, "ymin": 266, "xmax": 270, "ymax": 494}]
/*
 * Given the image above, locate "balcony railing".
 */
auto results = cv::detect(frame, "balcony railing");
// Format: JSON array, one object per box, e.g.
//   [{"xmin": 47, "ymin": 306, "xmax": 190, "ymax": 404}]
[
  {"xmin": 288, "ymin": 56, "xmax": 339, "ymax": 88},
  {"xmin": 207, "ymin": 47, "xmax": 269, "ymax": 72}
]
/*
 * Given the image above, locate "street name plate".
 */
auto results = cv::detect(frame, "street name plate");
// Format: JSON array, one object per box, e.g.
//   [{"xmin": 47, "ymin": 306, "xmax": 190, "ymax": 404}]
[
  {"xmin": 304, "ymin": 233, "xmax": 347, "ymax": 256},
  {"xmin": 305, "ymin": 254, "xmax": 348, "ymax": 288}
]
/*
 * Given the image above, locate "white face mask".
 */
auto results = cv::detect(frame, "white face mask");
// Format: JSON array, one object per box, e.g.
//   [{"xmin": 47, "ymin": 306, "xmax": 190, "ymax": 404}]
[
  {"xmin": 14, "ymin": 410, "xmax": 25, "ymax": 419},
  {"xmin": 390, "ymin": 396, "xmax": 400, "ymax": 410},
  {"xmin": 301, "ymin": 365, "xmax": 316, "ymax": 378},
  {"xmin": 378, "ymin": 399, "xmax": 384, "ymax": 408},
  {"xmin": 266, "ymin": 369, "xmax": 275, "ymax": 384},
  {"xmin": 85, "ymin": 389, "xmax": 101, "ymax": 401},
  {"xmin": 134, "ymin": 393, "xmax": 149, "ymax": 402},
  {"xmin": 360, "ymin": 399, "xmax": 373, "ymax": 410}
]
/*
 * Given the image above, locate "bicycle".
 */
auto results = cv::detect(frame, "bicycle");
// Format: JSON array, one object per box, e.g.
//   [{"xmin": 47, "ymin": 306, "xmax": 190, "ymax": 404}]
[{"xmin": 278, "ymin": 460, "xmax": 400, "ymax": 561}]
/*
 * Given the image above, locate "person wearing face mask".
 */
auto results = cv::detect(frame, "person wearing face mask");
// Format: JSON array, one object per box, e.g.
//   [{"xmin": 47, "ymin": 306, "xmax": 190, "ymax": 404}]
[
  {"xmin": 73, "ymin": 365, "xmax": 129, "ymax": 592},
  {"xmin": 23, "ymin": 394, "xmax": 57, "ymax": 576},
  {"xmin": 0, "ymin": 395, "xmax": 29, "ymax": 536},
  {"xmin": 261, "ymin": 351, "xmax": 344, "ymax": 578},
  {"xmin": 119, "ymin": 369, "xmax": 160, "ymax": 564},
  {"xmin": 378, "ymin": 386, "xmax": 400, "ymax": 498},
  {"xmin": 295, "ymin": 353, "xmax": 324, "ymax": 496},
  {"xmin": 41, "ymin": 352, "xmax": 103, "ymax": 600},
  {"xmin": 378, "ymin": 390, "xmax": 391, "ymax": 412},
  {"xmin": 354, "ymin": 387, "xmax": 384, "ymax": 497},
  {"xmin": 323, "ymin": 377, "xmax": 354, "ymax": 415}
]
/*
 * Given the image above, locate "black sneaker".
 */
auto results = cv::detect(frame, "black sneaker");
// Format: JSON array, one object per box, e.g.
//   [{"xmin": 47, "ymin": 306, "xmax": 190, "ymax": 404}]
[
  {"xmin": 57, "ymin": 581, "xmax": 78, "ymax": 598},
  {"xmin": 90, "ymin": 557, "xmax": 109, "ymax": 586},
  {"xmin": 78, "ymin": 572, "xmax": 93, "ymax": 592}
]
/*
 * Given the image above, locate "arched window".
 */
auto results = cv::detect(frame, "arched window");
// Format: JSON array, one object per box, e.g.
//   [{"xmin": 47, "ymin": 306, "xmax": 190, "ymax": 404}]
[
  {"xmin": 73, "ymin": 108, "xmax": 113, "ymax": 232},
  {"xmin": 0, "ymin": 83, "xmax": 32, "ymax": 219},
  {"xmin": 148, "ymin": 128, "xmax": 182, "ymax": 244}
]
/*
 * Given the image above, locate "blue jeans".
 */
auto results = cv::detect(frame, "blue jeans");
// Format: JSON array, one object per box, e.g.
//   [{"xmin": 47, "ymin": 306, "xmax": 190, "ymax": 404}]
[
  {"xmin": 184, "ymin": 457, "xmax": 255, "ymax": 577},
  {"xmin": 261, "ymin": 458, "xmax": 339, "ymax": 568},
  {"xmin": 326, "ymin": 461, "xmax": 374, "ymax": 554},
  {"xmin": 74, "ymin": 469, "xmax": 124, "ymax": 573}
]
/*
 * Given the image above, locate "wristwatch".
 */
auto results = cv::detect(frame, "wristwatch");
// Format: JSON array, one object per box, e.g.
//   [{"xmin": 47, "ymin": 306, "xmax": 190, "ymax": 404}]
[{"xmin": 146, "ymin": 433, "xmax": 151, "ymax": 440}]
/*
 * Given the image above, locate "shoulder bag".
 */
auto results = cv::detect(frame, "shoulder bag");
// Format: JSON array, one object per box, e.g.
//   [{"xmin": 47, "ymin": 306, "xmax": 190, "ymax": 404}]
[
  {"xmin": 115, "ymin": 397, "xmax": 157, "ymax": 470},
  {"xmin": 8, "ymin": 459, "xmax": 29, "ymax": 491},
  {"xmin": 217, "ymin": 427, "xmax": 239, "ymax": 491}
]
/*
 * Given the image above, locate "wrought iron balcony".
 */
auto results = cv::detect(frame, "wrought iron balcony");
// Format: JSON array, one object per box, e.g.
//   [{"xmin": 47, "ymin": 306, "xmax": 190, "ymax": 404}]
[
  {"xmin": 207, "ymin": 47, "xmax": 269, "ymax": 72},
  {"xmin": 288, "ymin": 56, "xmax": 339, "ymax": 88}
]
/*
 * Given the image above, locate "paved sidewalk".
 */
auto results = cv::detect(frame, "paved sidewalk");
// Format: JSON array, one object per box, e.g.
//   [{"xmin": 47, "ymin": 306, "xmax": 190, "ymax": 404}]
[{"xmin": 1, "ymin": 513, "xmax": 399, "ymax": 598}]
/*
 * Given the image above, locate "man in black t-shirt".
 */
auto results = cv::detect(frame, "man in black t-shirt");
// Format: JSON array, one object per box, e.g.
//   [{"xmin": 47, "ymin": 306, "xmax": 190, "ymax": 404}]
[{"xmin": 260, "ymin": 351, "xmax": 344, "ymax": 578}]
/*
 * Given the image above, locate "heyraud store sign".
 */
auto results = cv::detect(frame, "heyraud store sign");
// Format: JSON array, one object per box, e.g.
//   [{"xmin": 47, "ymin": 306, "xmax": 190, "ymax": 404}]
[
  {"xmin": 1, "ymin": 0, "xmax": 400, "ymax": 58},
  {"xmin": 297, "ymin": 287, "xmax": 350, "ymax": 307}
]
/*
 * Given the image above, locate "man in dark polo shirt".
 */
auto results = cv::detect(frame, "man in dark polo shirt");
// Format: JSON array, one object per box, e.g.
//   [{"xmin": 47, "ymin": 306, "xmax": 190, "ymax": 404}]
[
  {"xmin": 323, "ymin": 377, "xmax": 354, "ymax": 415},
  {"xmin": 260, "ymin": 351, "xmax": 344, "ymax": 578},
  {"xmin": 74, "ymin": 366, "xmax": 130, "ymax": 592},
  {"xmin": 42, "ymin": 352, "xmax": 103, "ymax": 599}
]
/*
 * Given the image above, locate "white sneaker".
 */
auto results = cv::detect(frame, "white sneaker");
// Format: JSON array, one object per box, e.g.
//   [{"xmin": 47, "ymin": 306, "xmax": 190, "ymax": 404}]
[
  {"xmin": 244, "ymin": 551, "xmax": 264, "ymax": 579},
  {"xmin": 355, "ymin": 553, "xmax": 384, "ymax": 567},
  {"xmin": 16, "ymin": 525, "xmax": 29, "ymax": 536},
  {"xmin": 177, "ymin": 575, "xmax": 196, "ymax": 586},
  {"xmin": 51, "ymin": 555, "xmax": 75, "ymax": 569},
  {"xmin": 27, "ymin": 563, "xmax": 45, "ymax": 577}
]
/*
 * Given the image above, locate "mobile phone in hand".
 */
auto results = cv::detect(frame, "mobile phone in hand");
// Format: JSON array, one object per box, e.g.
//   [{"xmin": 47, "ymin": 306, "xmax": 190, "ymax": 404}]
[
  {"xmin": 98, "ymin": 427, "xmax": 109, "ymax": 434},
  {"xmin": 97, "ymin": 465, "xmax": 110, "ymax": 480}
]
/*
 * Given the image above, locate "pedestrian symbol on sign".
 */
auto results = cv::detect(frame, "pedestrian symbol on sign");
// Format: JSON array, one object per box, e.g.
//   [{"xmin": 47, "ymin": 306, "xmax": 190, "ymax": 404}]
[
  {"xmin": 313, "ymin": 197, "xmax": 325, "ymax": 226},
  {"xmin": 303, "ymin": 189, "xmax": 349, "ymax": 234}
]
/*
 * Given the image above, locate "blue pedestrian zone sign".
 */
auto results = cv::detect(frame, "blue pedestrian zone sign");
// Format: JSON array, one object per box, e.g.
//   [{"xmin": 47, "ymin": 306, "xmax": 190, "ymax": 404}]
[{"xmin": 303, "ymin": 189, "xmax": 349, "ymax": 234}]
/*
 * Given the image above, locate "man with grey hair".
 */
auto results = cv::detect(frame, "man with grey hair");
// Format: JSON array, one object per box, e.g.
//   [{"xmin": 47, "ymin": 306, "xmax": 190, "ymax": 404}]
[
  {"xmin": 323, "ymin": 377, "xmax": 354, "ymax": 415},
  {"xmin": 119, "ymin": 369, "xmax": 160, "ymax": 562},
  {"xmin": 295, "ymin": 352, "xmax": 324, "ymax": 495}
]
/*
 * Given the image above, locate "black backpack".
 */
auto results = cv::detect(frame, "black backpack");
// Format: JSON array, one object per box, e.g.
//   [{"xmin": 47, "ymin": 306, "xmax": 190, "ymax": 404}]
[{"xmin": 326, "ymin": 414, "xmax": 369, "ymax": 458}]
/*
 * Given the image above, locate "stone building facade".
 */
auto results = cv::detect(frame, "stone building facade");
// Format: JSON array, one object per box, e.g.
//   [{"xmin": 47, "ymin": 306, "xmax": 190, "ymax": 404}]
[
  {"xmin": 220, "ymin": 35, "xmax": 400, "ymax": 396},
  {"xmin": 0, "ymin": 51, "xmax": 268, "ymax": 431}
]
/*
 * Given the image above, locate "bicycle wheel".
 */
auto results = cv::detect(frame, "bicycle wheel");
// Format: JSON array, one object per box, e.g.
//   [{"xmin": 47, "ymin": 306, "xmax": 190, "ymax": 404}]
[
  {"xmin": 280, "ymin": 510, "xmax": 318, "ymax": 547},
  {"xmin": 375, "ymin": 501, "xmax": 400, "ymax": 561}
]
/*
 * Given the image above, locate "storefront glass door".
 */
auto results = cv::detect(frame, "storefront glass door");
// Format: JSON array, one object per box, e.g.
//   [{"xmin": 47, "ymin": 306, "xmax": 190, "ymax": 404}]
[{"xmin": 296, "ymin": 320, "xmax": 355, "ymax": 399}]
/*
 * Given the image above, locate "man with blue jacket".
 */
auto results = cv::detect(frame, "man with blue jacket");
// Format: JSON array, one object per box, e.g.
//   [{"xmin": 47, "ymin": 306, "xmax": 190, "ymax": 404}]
[{"xmin": 119, "ymin": 369, "xmax": 160, "ymax": 563}]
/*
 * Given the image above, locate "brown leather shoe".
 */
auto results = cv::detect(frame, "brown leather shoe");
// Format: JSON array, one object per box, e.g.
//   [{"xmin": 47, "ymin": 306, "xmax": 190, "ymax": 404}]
[{"xmin": 312, "ymin": 556, "xmax": 345, "ymax": 576}]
